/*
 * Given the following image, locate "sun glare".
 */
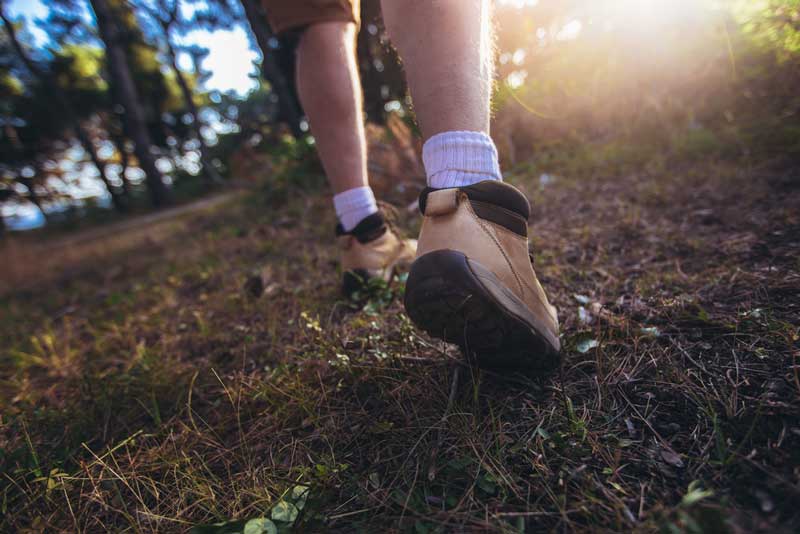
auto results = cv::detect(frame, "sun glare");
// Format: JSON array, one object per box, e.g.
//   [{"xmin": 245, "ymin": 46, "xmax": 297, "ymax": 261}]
[
  {"xmin": 599, "ymin": 0, "xmax": 706, "ymax": 30},
  {"xmin": 541, "ymin": 0, "xmax": 712, "ymax": 49},
  {"xmin": 556, "ymin": 19, "xmax": 583, "ymax": 41},
  {"xmin": 178, "ymin": 26, "xmax": 259, "ymax": 96}
]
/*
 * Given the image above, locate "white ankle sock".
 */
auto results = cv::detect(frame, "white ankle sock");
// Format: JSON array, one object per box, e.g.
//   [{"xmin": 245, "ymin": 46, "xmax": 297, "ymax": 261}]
[
  {"xmin": 333, "ymin": 185, "xmax": 379, "ymax": 232},
  {"xmin": 422, "ymin": 130, "xmax": 502, "ymax": 189}
]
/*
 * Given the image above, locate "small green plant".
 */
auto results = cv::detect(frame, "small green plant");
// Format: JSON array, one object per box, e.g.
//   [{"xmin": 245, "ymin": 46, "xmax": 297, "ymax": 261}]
[
  {"xmin": 348, "ymin": 273, "xmax": 407, "ymax": 315},
  {"xmin": 659, "ymin": 481, "xmax": 727, "ymax": 534},
  {"xmin": 191, "ymin": 485, "xmax": 310, "ymax": 534}
]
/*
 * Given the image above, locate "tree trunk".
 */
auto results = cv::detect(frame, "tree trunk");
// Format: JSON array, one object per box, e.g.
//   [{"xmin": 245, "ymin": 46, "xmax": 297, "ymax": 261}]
[
  {"xmin": 77, "ymin": 130, "xmax": 127, "ymax": 212},
  {"xmin": 239, "ymin": 0, "xmax": 304, "ymax": 138},
  {"xmin": 89, "ymin": 0, "xmax": 170, "ymax": 207},
  {"xmin": 18, "ymin": 177, "xmax": 48, "ymax": 223},
  {"xmin": 110, "ymin": 128, "xmax": 134, "ymax": 200},
  {"xmin": 164, "ymin": 37, "xmax": 224, "ymax": 184},
  {"xmin": 0, "ymin": 5, "xmax": 127, "ymax": 213}
]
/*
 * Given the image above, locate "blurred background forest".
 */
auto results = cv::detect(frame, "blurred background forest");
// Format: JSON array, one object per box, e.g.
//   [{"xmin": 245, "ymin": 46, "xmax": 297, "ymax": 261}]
[{"xmin": 0, "ymin": 0, "xmax": 798, "ymax": 234}]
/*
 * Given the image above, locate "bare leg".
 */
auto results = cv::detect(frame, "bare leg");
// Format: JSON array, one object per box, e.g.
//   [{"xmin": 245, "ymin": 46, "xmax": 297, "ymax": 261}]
[
  {"xmin": 295, "ymin": 18, "xmax": 412, "ymax": 284},
  {"xmin": 380, "ymin": 0, "xmax": 493, "ymax": 139},
  {"xmin": 296, "ymin": 21, "xmax": 367, "ymax": 194}
]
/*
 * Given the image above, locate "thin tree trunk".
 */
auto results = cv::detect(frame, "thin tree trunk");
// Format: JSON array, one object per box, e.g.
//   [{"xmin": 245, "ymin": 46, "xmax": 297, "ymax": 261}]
[
  {"xmin": 89, "ymin": 0, "xmax": 170, "ymax": 207},
  {"xmin": 239, "ymin": 0, "xmax": 304, "ymax": 138},
  {"xmin": 77, "ymin": 131, "xmax": 127, "ymax": 212},
  {"xmin": 1, "ymin": 121, "xmax": 46, "ymax": 222},
  {"xmin": 18, "ymin": 177, "xmax": 48, "ymax": 222},
  {"xmin": 164, "ymin": 37, "xmax": 223, "ymax": 184},
  {"xmin": 0, "ymin": 5, "xmax": 127, "ymax": 212},
  {"xmin": 110, "ymin": 128, "xmax": 133, "ymax": 200},
  {"xmin": 0, "ymin": 187, "xmax": 9, "ymax": 235}
]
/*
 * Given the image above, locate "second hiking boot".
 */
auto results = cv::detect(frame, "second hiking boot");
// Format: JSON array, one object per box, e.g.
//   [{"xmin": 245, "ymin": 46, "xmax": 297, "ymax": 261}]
[
  {"xmin": 337, "ymin": 211, "xmax": 417, "ymax": 297},
  {"xmin": 404, "ymin": 180, "xmax": 561, "ymax": 370}
]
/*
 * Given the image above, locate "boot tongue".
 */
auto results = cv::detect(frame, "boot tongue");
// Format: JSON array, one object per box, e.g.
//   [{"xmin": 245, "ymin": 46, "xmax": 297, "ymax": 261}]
[{"xmin": 335, "ymin": 212, "xmax": 387, "ymax": 243}]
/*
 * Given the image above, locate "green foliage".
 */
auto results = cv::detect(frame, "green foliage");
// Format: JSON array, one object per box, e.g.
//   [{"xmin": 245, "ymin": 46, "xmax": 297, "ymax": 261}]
[
  {"xmin": 347, "ymin": 273, "xmax": 407, "ymax": 315},
  {"xmin": 735, "ymin": 0, "xmax": 800, "ymax": 58},
  {"xmin": 54, "ymin": 44, "xmax": 107, "ymax": 92},
  {"xmin": 190, "ymin": 485, "xmax": 310, "ymax": 534}
]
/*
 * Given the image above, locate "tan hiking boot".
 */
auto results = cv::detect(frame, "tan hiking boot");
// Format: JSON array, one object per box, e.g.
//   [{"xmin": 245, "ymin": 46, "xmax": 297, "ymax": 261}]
[
  {"xmin": 404, "ymin": 180, "xmax": 560, "ymax": 370},
  {"xmin": 337, "ymin": 211, "xmax": 417, "ymax": 297}
]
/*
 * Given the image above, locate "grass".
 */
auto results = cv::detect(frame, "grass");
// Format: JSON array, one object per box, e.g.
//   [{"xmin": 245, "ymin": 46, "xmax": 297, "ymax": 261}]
[{"xmin": 0, "ymin": 140, "xmax": 798, "ymax": 532}]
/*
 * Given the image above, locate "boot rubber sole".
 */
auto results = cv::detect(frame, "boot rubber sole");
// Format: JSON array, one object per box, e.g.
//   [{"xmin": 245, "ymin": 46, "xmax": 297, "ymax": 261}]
[{"xmin": 404, "ymin": 249, "xmax": 560, "ymax": 371}]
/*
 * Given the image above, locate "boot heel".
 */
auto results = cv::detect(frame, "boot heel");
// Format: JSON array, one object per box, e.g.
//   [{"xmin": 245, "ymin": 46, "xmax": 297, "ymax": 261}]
[{"xmin": 405, "ymin": 249, "xmax": 560, "ymax": 371}]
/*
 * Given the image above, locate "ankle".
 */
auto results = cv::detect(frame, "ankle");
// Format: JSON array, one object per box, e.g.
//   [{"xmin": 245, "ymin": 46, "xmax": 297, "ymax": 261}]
[
  {"xmin": 333, "ymin": 186, "xmax": 379, "ymax": 232},
  {"xmin": 422, "ymin": 131, "xmax": 502, "ymax": 189}
]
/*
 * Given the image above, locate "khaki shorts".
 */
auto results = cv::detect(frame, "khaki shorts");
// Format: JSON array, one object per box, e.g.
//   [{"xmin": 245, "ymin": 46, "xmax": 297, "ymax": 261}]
[{"xmin": 261, "ymin": 0, "xmax": 360, "ymax": 35}]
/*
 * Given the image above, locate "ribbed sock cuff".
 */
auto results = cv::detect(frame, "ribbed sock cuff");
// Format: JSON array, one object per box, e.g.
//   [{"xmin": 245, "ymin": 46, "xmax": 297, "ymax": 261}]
[
  {"xmin": 333, "ymin": 186, "xmax": 379, "ymax": 232},
  {"xmin": 422, "ymin": 130, "xmax": 502, "ymax": 189}
]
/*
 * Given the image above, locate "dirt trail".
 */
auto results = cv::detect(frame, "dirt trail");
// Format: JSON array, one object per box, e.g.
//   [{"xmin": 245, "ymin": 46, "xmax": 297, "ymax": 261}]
[{"xmin": 0, "ymin": 190, "xmax": 244, "ymax": 294}]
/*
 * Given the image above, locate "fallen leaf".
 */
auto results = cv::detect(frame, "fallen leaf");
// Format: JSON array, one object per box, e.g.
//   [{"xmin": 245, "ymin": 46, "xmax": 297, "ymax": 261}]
[
  {"xmin": 271, "ymin": 500, "xmax": 299, "ymax": 523},
  {"xmin": 660, "ymin": 449, "xmax": 684, "ymax": 468},
  {"xmin": 576, "ymin": 338, "xmax": 599, "ymax": 353},
  {"xmin": 292, "ymin": 485, "xmax": 310, "ymax": 510},
  {"xmin": 640, "ymin": 326, "xmax": 661, "ymax": 337},
  {"xmin": 243, "ymin": 518, "xmax": 277, "ymax": 534}
]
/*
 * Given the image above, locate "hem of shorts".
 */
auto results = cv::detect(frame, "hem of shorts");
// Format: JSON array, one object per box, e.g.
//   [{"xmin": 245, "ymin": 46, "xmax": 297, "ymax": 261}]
[{"xmin": 271, "ymin": 11, "xmax": 359, "ymax": 36}]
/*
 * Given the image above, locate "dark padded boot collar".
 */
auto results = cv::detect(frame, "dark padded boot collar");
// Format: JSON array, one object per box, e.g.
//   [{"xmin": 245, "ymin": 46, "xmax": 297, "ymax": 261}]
[
  {"xmin": 335, "ymin": 212, "xmax": 387, "ymax": 243},
  {"xmin": 418, "ymin": 180, "xmax": 530, "ymax": 220},
  {"xmin": 418, "ymin": 181, "xmax": 530, "ymax": 237}
]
